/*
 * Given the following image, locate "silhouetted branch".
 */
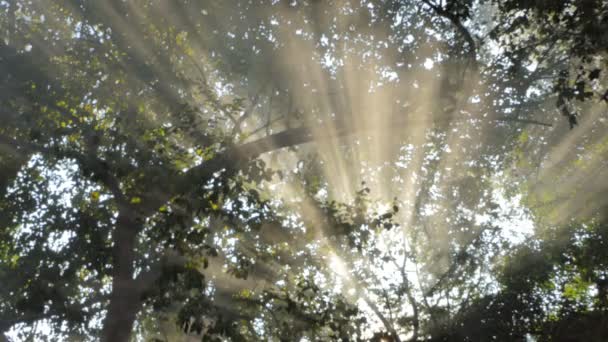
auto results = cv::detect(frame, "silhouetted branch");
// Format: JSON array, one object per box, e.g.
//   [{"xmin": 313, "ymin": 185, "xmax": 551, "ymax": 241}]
[
  {"xmin": 493, "ymin": 117, "xmax": 553, "ymax": 127},
  {"xmin": 233, "ymin": 83, "xmax": 267, "ymax": 135},
  {"xmin": 0, "ymin": 134, "xmax": 128, "ymax": 207},
  {"xmin": 421, "ymin": 0, "xmax": 477, "ymax": 67}
]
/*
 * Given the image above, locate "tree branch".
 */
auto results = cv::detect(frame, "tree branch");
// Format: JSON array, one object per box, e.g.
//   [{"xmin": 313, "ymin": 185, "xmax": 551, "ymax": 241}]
[
  {"xmin": 397, "ymin": 253, "xmax": 419, "ymax": 342},
  {"xmin": 421, "ymin": 0, "xmax": 477, "ymax": 66},
  {"xmin": 0, "ymin": 134, "xmax": 129, "ymax": 208},
  {"xmin": 233, "ymin": 85, "xmax": 267, "ymax": 135}
]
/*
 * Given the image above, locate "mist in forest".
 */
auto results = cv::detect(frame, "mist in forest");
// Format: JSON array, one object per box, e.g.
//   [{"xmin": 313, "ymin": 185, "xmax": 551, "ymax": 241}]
[{"xmin": 1, "ymin": 0, "xmax": 607, "ymax": 341}]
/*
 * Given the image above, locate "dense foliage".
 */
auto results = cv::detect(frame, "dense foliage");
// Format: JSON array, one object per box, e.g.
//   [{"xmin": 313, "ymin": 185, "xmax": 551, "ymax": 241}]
[{"xmin": 0, "ymin": 0, "xmax": 607, "ymax": 341}]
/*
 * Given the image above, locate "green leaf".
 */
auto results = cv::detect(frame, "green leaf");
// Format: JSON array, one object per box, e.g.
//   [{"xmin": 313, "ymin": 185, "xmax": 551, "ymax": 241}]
[{"xmin": 90, "ymin": 191, "xmax": 100, "ymax": 202}]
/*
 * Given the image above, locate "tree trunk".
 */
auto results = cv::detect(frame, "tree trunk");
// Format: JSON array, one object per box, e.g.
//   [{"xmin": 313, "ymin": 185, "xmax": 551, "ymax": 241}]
[
  {"xmin": 100, "ymin": 214, "xmax": 143, "ymax": 342},
  {"xmin": 101, "ymin": 283, "xmax": 142, "ymax": 342}
]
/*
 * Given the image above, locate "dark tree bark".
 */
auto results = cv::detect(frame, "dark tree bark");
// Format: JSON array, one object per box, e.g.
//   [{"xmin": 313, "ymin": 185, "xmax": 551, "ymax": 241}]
[{"xmin": 100, "ymin": 214, "xmax": 143, "ymax": 342}]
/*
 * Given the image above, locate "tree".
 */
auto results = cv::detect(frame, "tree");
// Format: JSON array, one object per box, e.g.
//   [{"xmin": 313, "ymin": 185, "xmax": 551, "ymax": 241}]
[{"xmin": 0, "ymin": 0, "xmax": 607, "ymax": 341}]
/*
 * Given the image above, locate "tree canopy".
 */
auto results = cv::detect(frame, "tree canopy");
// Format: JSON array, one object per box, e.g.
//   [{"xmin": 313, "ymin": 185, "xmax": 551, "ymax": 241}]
[{"xmin": 0, "ymin": 0, "xmax": 607, "ymax": 341}]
